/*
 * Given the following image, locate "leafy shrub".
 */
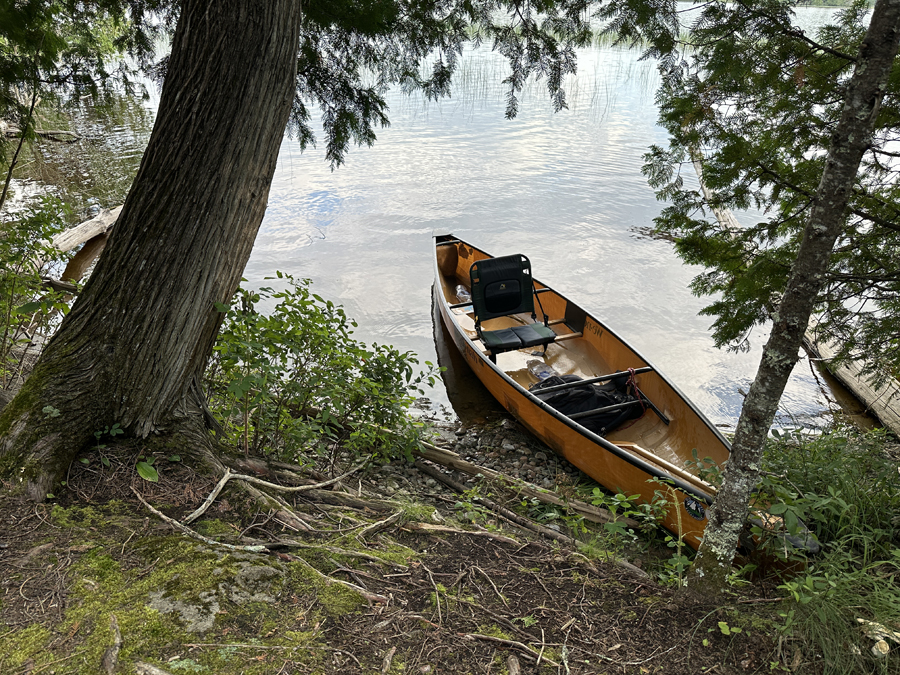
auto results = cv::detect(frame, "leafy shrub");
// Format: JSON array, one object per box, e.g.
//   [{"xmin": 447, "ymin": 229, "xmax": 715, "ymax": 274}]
[
  {"xmin": 0, "ymin": 196, "xmax": 72, "ymax": 392},
  {"xmin": 760, "ymin": 428, "xmax": 900, "ymax": 674},
  {"xmin": 205, "ymin": 273, "xmax": 437, "ymax": 463}
]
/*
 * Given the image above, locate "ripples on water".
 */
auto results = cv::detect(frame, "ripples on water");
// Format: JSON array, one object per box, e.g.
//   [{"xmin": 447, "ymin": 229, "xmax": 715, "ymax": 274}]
[
  {"xmin": 246, "ymin": 40, "xmax": 834, "ymax": 430},
  {"xmin": 7, "ymin": 8, "xmax": 842, "ymax": 431}
]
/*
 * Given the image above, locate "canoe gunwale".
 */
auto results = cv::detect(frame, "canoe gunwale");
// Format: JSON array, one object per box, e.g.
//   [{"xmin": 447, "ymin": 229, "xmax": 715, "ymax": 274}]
[{"xmin": 432, "ymin": 234, "xmax": 725, "ymax": 507}]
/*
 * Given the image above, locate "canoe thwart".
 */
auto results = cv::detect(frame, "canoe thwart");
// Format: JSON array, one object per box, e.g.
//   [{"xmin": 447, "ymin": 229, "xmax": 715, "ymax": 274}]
[
  {"xmin": 552, "ymin": 332, "xmax": 583, "ymax": 343},
  {"xmin": 637, "ymin": 392, "xmax": 670, "ymax": 425},
  {"xmin": 449, "ymin": 301, "xmax": 473, "ymax": 310}
]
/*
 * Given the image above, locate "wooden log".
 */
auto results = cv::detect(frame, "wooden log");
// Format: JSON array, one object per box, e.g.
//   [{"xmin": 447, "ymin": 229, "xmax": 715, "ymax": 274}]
[{"xmin": 51, "ymin": 205, "xmax": 121, "ymax": 252}]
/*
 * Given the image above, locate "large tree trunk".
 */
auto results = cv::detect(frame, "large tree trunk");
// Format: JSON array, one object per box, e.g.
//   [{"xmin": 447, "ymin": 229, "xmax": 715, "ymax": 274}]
[
  {"xmin": 683, "ymin": 0, "xmax": 900, "ymax": 600},
  {"xmin": 0, "ymin": 0, "xmax": 303, "ymax": 500}
]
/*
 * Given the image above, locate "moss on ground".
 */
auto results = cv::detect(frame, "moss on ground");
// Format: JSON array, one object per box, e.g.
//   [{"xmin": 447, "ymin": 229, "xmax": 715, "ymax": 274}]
[{"xmin": 0, "ymin": 499, "xmax": 380, "ymax": 674}]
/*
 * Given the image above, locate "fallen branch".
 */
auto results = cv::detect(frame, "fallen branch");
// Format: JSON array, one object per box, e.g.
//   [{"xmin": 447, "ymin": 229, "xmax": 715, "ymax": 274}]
[
  {"xmin": 466, "ymin": 633, "xmax": 560, "ymax": 668},
  {"xmin": 182, "ymin": 468, "xmax": 233, "ymax": 524},
  {"xmin": 289, "ymin": 552, "xmax": 389, "ymax": 604},
  {"xmin": 100, "ymin": 614, "xmax": 122, "ymax": 674},
  {"xmin": 416, "ymin": 441, "xmax": 639, "ymax": 528},
  {"xmin": 401, "ymin": 521, "xmax": 520, "ymax": 546},
  {"xmin": 131, "ymin": 487, "xmax": 267, "ymax": 553},
  {"xmin": 271, "ymin": 540, "xmax": 405, "ymax": 568},
  {"xmin": 51, "ymin": 206, "xmax": 121, "ymax": 253},
  {"xmin": 355, "ymin": 510, "xmax": 402, "ymax": 541},
  {"xmin": 229, "ymin": 461, "xmax": 368, "ymax": 493}
]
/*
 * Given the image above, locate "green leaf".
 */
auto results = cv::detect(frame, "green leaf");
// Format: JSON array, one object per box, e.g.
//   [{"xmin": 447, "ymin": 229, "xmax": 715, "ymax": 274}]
[
  {"xmin": 168, "ymin": 454, "xmax": 182, "ymax": 462},
  {"xmin": 136, "ymin": 461, "xmax": 159, "ymax": 482},
  {"xmin": 15, "ymin": 301, "xmax": 43, "ymax": 315}
]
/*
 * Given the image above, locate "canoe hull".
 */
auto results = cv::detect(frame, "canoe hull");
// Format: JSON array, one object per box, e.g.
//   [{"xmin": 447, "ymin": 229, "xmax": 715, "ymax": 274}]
[{"xmin": 433, "ymin": 234, "xmax": 731, "ymax": 550}]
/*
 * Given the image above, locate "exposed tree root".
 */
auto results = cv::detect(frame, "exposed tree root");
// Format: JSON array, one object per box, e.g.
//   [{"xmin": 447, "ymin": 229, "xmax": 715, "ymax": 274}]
[{"xmin": 414, "ymin": 459, "xmax": 649, "ymax": 578}]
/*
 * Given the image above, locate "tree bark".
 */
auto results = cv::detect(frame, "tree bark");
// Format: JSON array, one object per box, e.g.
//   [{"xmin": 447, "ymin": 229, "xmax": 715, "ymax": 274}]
[
  {"xmin": 683, "ymin": 0, "xmax": 900, "ymax": 600},
  {"xmin": 0, "ymin": 0, "xmax": 303, "ymax": 500}
]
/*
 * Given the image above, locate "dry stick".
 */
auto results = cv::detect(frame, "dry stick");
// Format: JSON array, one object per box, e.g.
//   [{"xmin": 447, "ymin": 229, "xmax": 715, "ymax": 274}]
[
  {"xmin": 131, "ymin": 487, "xmax": 268, "ymax": 553},
  {"xmin": 472, "ymin": 565, "xmax": 510, "ymax": 608},
  {"xmin": 355, "ymin": 510, "xmax": 403, "ymax": 541},
  {"xmin": 423, "ymin": 563, "xmax": 442, "ymax": 625},
  {"xmin": 466, "ymin": 634, "xmax": 561, "ymax": 668},
  {"xmin": 381, "ymin": 646, "xmax": 397, "ymax": 675},
  {"xmin": 415, "ymin": 460, "xmax": 648, "ymax": 578},
  {"xmin": 27, "ymin": 651, "xmax": 86, "ymax": 675},
  {"xmin": 290, "ymin": 552, "xmax": 389, "ymax": 605},
  {"xmin": 231, "ymin": 461, "xmax": 368, "ymax": 493},
  {"xmin": 182, "ymin": 469, "xmax": 233, "ymax": 524},
  {"xmin": 184, "ymin": 643, "xmax": 290, "ymax": 650},
  {"xmin": 402, "ymin": 521, "xmax": 520, "ymax": 546},
  {"xmin": 274, "ymin": 540, "xmax": 405, "ymax": 568},
  {"xmin": 100, "ymin": 614, "xmax": 122, "ymax": 675},
  {"xmin": 453, "ymin": 596, "xmax": 532, "ymax": 640},
  {"xmin": 537, "ymin": 627, "xmax": 546, "ymax": 667}
]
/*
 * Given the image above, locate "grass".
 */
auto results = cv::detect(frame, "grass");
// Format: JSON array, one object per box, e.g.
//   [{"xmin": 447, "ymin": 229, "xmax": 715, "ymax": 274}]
[{"xmin": 759, "ymin": 427, "xmax": 900, "ymax": 674}]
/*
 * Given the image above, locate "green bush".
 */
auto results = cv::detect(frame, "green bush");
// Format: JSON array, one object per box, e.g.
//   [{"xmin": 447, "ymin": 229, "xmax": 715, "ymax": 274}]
[
  {"xmin": 0, "ymin": 196, "xmax": 72, "ymax": 391},
  {"xmin": 205, "ymin": 272, "xmax": 437, "ymax": 463}
]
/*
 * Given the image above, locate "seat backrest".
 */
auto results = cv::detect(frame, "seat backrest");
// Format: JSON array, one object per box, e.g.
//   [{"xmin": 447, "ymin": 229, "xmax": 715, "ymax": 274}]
[{"xmin": 469, "ymin": 254, "xmax": 535, "ymax": 323}]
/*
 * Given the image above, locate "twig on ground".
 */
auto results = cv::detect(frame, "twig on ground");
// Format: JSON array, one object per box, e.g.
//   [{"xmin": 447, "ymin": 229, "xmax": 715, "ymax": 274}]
[
  {"xmin": 100, "ymin": 614, "xmax": 122, "ymax": 674},
  {"xmin": 182, "ymin": 469, "xmax": 233, "ymax": 524},
  {"xmin": 356, "ymin": 510, "xmax": 403, "ymax": 542},
  {"xmin": 231, "ymin": 462, "xmax": 368, "ymax": 493},
  {"xmin": 269, "ymin": 540, "xmax": 405, "ymax": 568},
  {"xmin": 466, "ymin": 633, "xmax": 561, "ymax": 668},
  {"xmin": 423, "ymin": 563, "xmax": 442, "ymax": 625},
  {"xmin": 415, "ymin": 461, "xmax": 649, "ymax": 578},
  {"xmin": 416, "ymin": 441, "xmax": 637, "ymax": 527},
  {"xmin": 381, "ymin": 646, "xmax": 397, "ymax": 674},
  {"xmin": 402, "ymin": 521, "xmax": 520, "ymax": 546},
  {"xmin": 132, "ymin": 487, "xmax": 267, "ymax": 553}
]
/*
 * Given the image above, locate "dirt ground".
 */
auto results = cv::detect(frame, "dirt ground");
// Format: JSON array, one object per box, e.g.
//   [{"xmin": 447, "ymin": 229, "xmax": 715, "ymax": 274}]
[{"xmin": 0, "ymin": 443, "xmax": 800, "ymax": 675}]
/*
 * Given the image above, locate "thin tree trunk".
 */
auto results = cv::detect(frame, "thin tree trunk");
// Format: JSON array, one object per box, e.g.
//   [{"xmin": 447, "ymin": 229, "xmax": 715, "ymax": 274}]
[
  {"xmin": 0, "ymin": 0, "xmax": 303, "ymax": 500},
  {"xmin": 683, "ymin": 0, "xmax": 900, "ymax": 600}
]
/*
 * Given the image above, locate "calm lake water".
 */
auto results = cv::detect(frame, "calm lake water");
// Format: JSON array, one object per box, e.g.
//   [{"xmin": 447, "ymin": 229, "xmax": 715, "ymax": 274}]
[
  {"xmin": 10, "ymin": 7, "xmax": 850, "ymax": 430},
  {"xmin": 244, "ymin": 38, "xmax": 836, "ymax": 431}
]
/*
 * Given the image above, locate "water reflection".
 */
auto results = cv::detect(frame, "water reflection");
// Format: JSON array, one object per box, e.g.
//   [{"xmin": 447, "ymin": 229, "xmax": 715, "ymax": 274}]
[
  {"xmin": 4, "ymin": 8, "xmax": 845, "ymax": 431},
  {"xmin": 247, "ymin": 40, "xmax": 833, "ymax": 430},
  {"xmin": 4, "ymin": 91, "xmax": 153, "ymax": 219}
]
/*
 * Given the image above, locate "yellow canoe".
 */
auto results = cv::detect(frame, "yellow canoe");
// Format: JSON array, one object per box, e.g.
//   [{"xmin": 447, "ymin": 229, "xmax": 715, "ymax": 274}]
[{"xmin": 433, "ymin": 233, "xmax": 732, "ymax": 550}]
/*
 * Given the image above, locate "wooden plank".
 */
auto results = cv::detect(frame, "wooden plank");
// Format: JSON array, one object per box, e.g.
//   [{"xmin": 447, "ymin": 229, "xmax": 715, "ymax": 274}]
[{"xmin": 803, "ymin": 326, "xmax": 900, "ymax": 437}]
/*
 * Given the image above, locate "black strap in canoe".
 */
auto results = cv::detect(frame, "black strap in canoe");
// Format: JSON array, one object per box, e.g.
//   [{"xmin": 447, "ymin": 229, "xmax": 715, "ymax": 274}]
[{"xmin": 534, "ymin": 366, "xmax": 654, "ymax": 394}]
